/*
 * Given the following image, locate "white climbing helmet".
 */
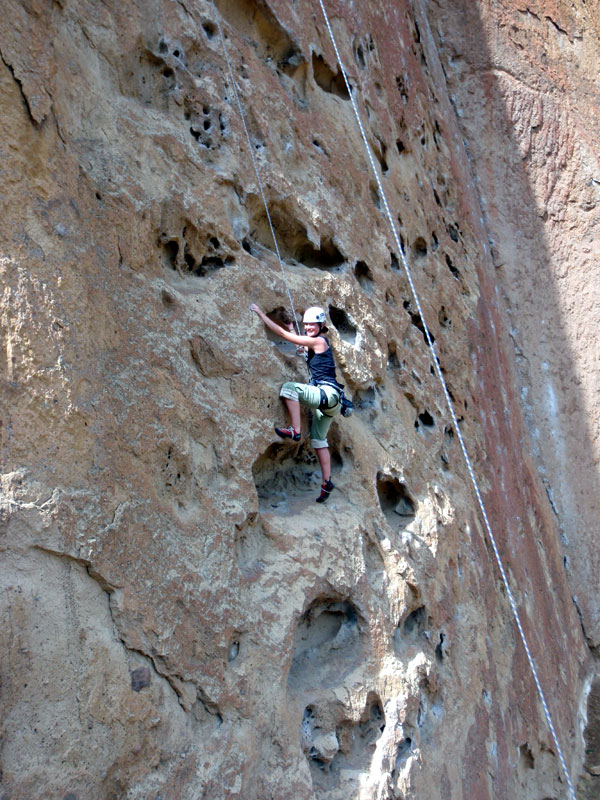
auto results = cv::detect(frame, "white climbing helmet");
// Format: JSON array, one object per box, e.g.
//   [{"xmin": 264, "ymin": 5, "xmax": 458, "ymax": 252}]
[{"xmin": 303, "ymin": 306, "xmax": 327, "ymax": 327}]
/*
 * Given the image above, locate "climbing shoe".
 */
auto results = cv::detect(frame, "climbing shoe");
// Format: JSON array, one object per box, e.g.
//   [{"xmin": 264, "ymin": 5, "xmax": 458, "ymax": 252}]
[
  {"xmin": 275, "ymin": 425, "xmax": 301, "ymax": 442},
  {"xmin": 316, "ymin": 480, "xmax": 335, "ymax": 503}
]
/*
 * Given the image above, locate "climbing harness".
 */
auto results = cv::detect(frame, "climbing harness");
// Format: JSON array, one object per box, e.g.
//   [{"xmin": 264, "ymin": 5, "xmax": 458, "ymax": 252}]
[{"xmin": 315, "ymin": 1, "xmax": 576, "ymax": 796}]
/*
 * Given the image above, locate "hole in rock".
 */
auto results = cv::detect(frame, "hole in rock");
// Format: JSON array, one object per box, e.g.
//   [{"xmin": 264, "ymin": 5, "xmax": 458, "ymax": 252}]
[
  {"xmin": 312, "ymin": 53, "xmax": 350, "ymax": 99},
  {"xmin": 213, "ymin": 0, "xmax": 300, "ymax": 65},
  {"xmin": 396, "ymin": 139, "xmax": 406, "ymax": 154},
  {"xmin": 329, "ymin": 306, "xmax": 357, "ymax": 344},
  {"xmin": 439, "ymin": 306, "xmax": 451, "ymax": 327},
  {"xmin": 160, "ymin": 238, "xmax": 179, "ymax": 269},
  {"xmin": 394, "ymin": 606, "xmax": 429, "ymax": 657},
  {"xmin": 404, "ymin": 301, "xmax": 434, "ymax": 345},
  {"xmin": 445, "ymin": 253, "xmax": 460, "ymax": 277},
  {"xmin": 202, "ymin": 20, "xmax": 216, "ymax": 39},
  {"xmin": 396, "ymin": 75, "xmax": 408, "ymax": 103},
  {"xmin": 403, "ymin": 605, "xmax": 427, "ymax": 636},
  {"xmin": 354, "ymin": 386, "xmax": 378, "ymax": 411},
  {"xmin": 373, "ymin": 138, "xmax": 388, "ymax": 173},
  {"xmin": 412, "ymin": 237, "xmax": 428, "ymax": 260},
  {"xmin": 278, "ymin": 46, "xmax": 305, "ymax": 77},
  {"xmin": 354, "ymin": 260, "xmax": 374, "ymax": 293},
  {"xmin": 264, "ymin": 307, "xmax": 298, "ymax": 355},
  {"xmin": 435, "ymin": 632, "xmax": 445, "ymax": 663},
  {"xmin": 249, "ymin": 204, "xmax": 344, "ymax": 270},
  {"xmin": 355, "ymin": 42, "xmax": 366, "ymax": 69},
  {"xmin": 376, "ymin": 473, "xmax": 415, "ymax": 525},
  {"xmin": 433, "ymin": 188, "xmax": 442, "ymax": 206},
  {"xmin": 289, "ymin": 597, "xmax": 364, "ymax": 692},
  {"xmin": 360, "ymin": 694, "xmax": 386, "ymax": 744},
  {"xmin": 188, "ymin": 252, "xmax": 233, "ymax": 277},
  {"xmin": 161, "ymin": 289, "xmax": 177, "ymax": 309},
  {"xmin": 298, "ymin": 238, "xmax": 344, "ymax": 270},
  {"xmin": 395, "ymin": 736, "xmax": 413, "ymax": 770},
  {"xmin": 252, "ymin": 441, "xmax": 333, "ymax": 510},
  {"xmin": 370, "ymin": 183, "xmax": 382, "ymax": 210},
  {"xmin": 519, "ymin": 743, "xmax": 535, "ymax": 770},
  {"xmin": 446, "ymin": 222, "xmax": 460, "ymax": 242},
  {"xmin": 387, "ymin": 343, "xmax": 401, "ymax": 370},
  {"xmin": 301, "ymin": 693, "xmax": 385, "ymax": 795},
  {"xmin": 312, "ymin": 139, "xmax": 328, "ymax": 156},
  {"xmin": 415, "ymin": 410, "xmax": 434, "ymax": 430}
]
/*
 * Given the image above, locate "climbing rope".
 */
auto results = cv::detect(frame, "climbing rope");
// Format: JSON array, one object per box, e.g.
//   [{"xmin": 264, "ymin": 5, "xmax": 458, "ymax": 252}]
[
  {"xmin": 316, "ymin": 1, "xmax": 576, "ymax": 796},
  {"xmin": 209, "ymin": 0, "xmax": 301, "ymax": 335}
]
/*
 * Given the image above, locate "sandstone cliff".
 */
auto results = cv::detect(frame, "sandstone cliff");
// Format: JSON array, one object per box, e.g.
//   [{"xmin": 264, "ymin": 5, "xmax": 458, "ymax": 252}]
[{"xmin": 0, "ymin": 1, "xmax": 597, "ymax": 798}]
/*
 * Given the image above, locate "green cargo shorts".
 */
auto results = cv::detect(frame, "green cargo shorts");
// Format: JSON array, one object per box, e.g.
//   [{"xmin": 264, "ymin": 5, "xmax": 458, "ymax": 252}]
[{"xmin": 280, "ymin": 381, "xmax": 340, "ymax": 449}]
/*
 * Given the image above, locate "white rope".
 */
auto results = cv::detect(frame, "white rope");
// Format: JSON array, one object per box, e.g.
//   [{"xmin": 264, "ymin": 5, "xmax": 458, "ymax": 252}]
[
  {"xmin": 316, "ymin": 2, "xmax": 576, "ymax": 797},
  {"xmin": 208, "ymin": 0, "xmax": 301, "ymax": 334}
]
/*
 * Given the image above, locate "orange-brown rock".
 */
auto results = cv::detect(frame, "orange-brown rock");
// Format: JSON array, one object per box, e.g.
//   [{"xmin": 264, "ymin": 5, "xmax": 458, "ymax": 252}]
[{"xmin": 0, "ymin": 1, "xmax": 596, "ymax": 798}]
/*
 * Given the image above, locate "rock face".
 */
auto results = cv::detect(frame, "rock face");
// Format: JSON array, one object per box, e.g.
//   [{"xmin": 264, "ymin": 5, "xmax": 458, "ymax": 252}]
[{"xmin": 0, "ymin": 1, "xmax": 596, "ymax": 799}]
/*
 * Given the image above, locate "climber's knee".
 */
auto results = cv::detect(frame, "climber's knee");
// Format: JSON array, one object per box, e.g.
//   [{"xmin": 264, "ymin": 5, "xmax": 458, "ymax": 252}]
[{"xmin": 280, "ymin": 382, "xmax": 299, "ymax": 401}]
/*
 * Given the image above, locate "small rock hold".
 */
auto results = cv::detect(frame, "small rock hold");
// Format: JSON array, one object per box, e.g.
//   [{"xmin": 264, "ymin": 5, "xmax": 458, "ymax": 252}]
[
  {"xmin": 54, "ymin": 223, "xmax": 67, "ymax": 237},
  {"xmin": 311, "ymin": 730, "xmax": 339, "ymax": 762},
  {"xmin": 589, "ymin": 764, "xmax": 600, "ymax": 776},
  {"xmin": 131, "ymin": 666, "xmax": 151, "ymax": 692}
]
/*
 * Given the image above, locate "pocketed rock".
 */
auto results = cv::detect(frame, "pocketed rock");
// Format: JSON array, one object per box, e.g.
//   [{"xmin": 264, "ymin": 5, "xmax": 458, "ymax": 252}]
[{"xmin": 0, "ymin": 1, "xmax": 596, "ymax": 798}]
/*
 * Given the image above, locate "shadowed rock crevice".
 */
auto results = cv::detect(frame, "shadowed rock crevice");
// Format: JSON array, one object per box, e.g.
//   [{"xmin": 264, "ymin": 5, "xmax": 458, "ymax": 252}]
[
  {"xmin": 159, "ymin": 226, "xmax": 234, "ymax": 277},
  {"xmin": 376, "ymin": 472, "xmax": 416, "ymax": 529},
  {"xmin": 252, "ymin": 441, "xmax": 343, "ymax": 510},
  {"xmin": 328, "ymin": 305, "xmax": 357, "ymax": 344},
  {"xmin": 246, "ymin": 200, "xmax": 345, "ymax": 270},
  {"xmin": 300, "ymin": 693, "xmax": 386, "ymax": 798},
  {"xmin": 354, "ymin": 260, "xmax": 374, "ymax": 293},
  {"xmin": 312, "ymin": 53, "xmax": 350, "ymax": 99},
  {"xmin": 288, "ymin": 597, "xmax": 365, "ymax": 692},
  {"xmin": 213, "ymin": 0, "xmax": 302, "ymax": 67}
]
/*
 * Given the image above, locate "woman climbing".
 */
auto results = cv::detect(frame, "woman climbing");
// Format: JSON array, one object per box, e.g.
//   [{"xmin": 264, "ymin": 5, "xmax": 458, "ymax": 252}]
[{"xmin": 250, "ymin": 303, "xmax": 343, "ymax": 503}]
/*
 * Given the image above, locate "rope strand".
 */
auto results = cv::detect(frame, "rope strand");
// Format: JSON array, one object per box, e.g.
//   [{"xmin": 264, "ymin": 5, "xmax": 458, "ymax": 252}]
[
  {"xmin": 209, "ymin": 0, "xmax": 301, "ymax": 334},
  {"xmin": 316, "ymin": 1, "xmax": 576, "ymax": 797}
]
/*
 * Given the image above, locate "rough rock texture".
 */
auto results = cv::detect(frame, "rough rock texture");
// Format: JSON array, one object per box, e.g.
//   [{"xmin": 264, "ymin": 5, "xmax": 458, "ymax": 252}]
[
  {"xmin": 430, "ymin": 0, "xmax": 600, "ymax": 652},
  {"xmin": 0, "ymin": 1, "xmax": 596, "ymax": 798}
]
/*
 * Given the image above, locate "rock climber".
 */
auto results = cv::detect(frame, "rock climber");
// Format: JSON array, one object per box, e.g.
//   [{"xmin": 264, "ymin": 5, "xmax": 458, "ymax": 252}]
[{"xmin": 250, "ymin": 303, "xmax": 343, "ymax": 503}]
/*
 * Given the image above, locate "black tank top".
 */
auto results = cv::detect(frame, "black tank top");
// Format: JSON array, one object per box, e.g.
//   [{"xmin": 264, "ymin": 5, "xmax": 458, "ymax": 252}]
[{"xmin": 306, "ymin": 339, "xmax": 342, "ymax": 389}]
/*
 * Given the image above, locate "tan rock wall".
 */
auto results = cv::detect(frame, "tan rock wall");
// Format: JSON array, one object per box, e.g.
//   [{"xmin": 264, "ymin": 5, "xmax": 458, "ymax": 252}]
[{"xmin": 0, "ymin": 1, "xmax": 593, "ymax": 798}]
